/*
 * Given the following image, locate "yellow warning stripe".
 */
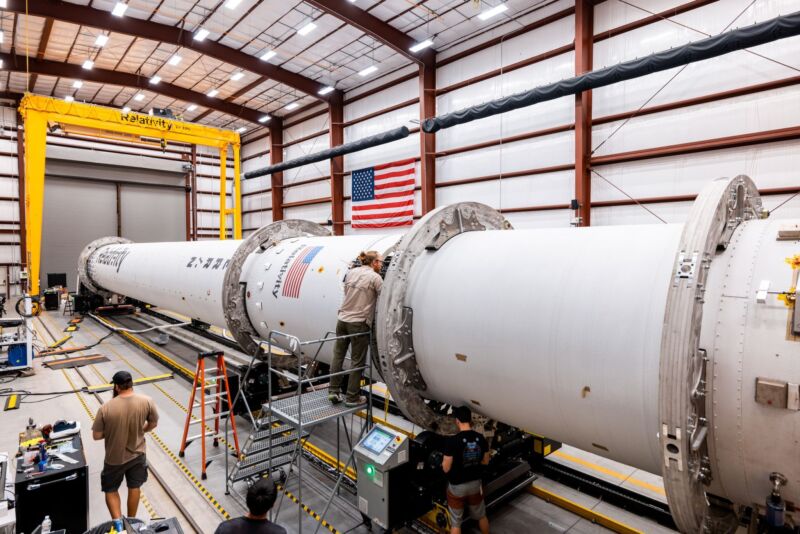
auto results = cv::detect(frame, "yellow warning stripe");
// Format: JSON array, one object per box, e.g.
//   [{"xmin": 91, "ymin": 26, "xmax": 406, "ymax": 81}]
[
  {"xmin": 275, "ymin": 481, "xmax": 340, "ymax": 534},
  {"xmin": 5, "ymin": 394, "xmax": 19, "ymax": 410},
  {"xmin": 301, "ymin": 440, "xmax": 357, "ymax": 481},
  {"xmin": 551, "ymin": 450, "xmax": 666, "ymax": 496},
  {"xmin": 139, "ymin": 491, "xmax": 158, "ymax": 519},
  {"xmin": 148, "ymin": 431, "xmax": 231, "ymax": 520},
  {"xmin": 528, "ymin": 485, "xmax": 644, "ymax": 534}
]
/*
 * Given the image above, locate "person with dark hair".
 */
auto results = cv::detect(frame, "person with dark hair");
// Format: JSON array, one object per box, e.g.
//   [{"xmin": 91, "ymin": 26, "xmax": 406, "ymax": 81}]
[
  {"xmin": 329, "ymin": 250, "xmax": 383, "ymax": 407},
  {"xmin": 92, "ymin": 370, "xmax": 159, "ymax": 532},
  {"xmin": 214, "ymin": 478, "xmax": 286, "ymax": 533},
  {"xmin": 442, "ymin": 406, "xmax": 491, "ymax": 534}
]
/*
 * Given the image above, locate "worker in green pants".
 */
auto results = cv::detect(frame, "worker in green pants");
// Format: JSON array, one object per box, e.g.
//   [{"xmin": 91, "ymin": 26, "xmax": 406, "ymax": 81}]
[{"xmin": 329, "ymin": 250, "xmax": 382, "ymax": 408}]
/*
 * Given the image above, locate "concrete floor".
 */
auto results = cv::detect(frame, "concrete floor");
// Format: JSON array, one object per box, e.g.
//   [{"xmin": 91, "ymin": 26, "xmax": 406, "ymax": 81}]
[{"xmin": 1, "ymin": 308, "xmax": 677, "ymax": 533}]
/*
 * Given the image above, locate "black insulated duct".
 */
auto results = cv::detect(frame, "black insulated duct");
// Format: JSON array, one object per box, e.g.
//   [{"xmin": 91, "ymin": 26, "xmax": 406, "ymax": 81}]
[
  {"xmin": 244, "ymin": 126, "xmax": 411, "ymax": 179},
  {"xmin": 422, "ymin": 10, "xmax": 800, "ymax": 133}
]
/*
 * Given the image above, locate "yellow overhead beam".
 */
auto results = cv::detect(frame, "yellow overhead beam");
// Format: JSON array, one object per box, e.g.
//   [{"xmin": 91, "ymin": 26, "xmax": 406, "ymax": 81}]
[{"xmin": 19, "ymin": 94, "xmax": 242, "ymax": 295}]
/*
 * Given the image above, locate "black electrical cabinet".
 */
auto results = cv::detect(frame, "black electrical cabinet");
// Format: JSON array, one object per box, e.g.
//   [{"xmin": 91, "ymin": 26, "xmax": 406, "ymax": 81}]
[
  {"xmin": 42, "ymin": 290, "xmax": 60, "ymax": 311},
  {"xmin": 14, "ymin": 435, "xmax": 89, "ymax": 534}
]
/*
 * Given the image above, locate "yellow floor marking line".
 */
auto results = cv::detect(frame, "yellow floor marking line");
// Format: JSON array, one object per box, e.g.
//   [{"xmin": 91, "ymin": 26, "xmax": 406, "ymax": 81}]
[
  {"xmin": 551, "ymin": 450, "xmax": 666, "ymax": 496},
  {"xmin": 274, "ymin": 481, "xmax": 340, "ymax": 534},
  {"xmin": 529, "ymin": 485, "xmax": 644, "ymax": 534},
  {"xmin": 148, "ymin": 431, "xmax": 231, "ymax": 520}
]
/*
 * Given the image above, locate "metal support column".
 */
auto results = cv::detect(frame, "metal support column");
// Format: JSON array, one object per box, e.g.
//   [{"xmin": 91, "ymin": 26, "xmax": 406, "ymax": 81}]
[
  {"xmin": 420, "ymin": 62, "xmax": 437, "ymax": 214},
  {"xmin": 191, "ymin": 145, "xmax": 198, "ymax": 241},
  {"xmin": 233, "ymin": 143, "xmax": 242, "ymax": 239},
  {"xmin": 574, "ymin": 0, "xmax": 594, "ymax": 226},
  {"xmin": 15, "ymin": 121, "xmax": 26, "ymax": 288},
  {"xmin": 269, "ymin": 121, "xmax": 285, "ymax": 222},
  {"xmin": 21, "ymin": 109, "xmax": 46, "ymax": 294},
  {"xmin": 219, "ymin": 144, "xmax": 229, "ymax": 240},
  {"xmin": 329, "ymin": 93, "xmax": 345, "ymax": 235}
]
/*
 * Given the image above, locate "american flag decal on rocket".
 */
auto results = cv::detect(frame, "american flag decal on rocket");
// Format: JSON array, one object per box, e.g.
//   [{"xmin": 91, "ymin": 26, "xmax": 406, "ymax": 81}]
[{"xmin": 281, "ymin": 246, "xmax": 323, "ymax": 298}]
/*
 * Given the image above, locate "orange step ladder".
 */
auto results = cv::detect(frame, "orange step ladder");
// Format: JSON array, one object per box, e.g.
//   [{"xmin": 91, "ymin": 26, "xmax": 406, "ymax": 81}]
[{"xmin": 179, "ymin": 351, "xmax": 241, "ymax": 479}]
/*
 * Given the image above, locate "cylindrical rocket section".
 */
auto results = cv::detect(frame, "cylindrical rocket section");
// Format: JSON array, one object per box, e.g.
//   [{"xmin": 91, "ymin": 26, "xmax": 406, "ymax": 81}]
[
  {"xmin": 406, "ymin": 223, "xmax": 683, "ymax": 476},
  {"xmin": 80, "ymin": 233, "xmax": 400, "ymax": 361},
  {"xmin": 78, "ymin": 177, "xmax": 800, "ymax": 530}
]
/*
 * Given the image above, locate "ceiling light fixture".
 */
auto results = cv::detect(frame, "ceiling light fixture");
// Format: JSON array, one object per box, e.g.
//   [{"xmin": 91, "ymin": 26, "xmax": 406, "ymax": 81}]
[
  {"xmin": 260, "ymin": 50, "xmax": 277, "ymax": 61},
  {"xmin": 207, "ymin": 89, "xmax": 219, "ymax": 98},
  {"xmin": 224, "ymin": 0, "xmax": 242, "ymax": 9},
  {"xmin": 150, "ymin": 76, "xmax": 161, "ymax": 84},
  {"xmin": 478, "ymin": 3, "xmax": 507, "ymax": 21},
  {"xmin": 318, "ymin": 86, "xmax": 335, "ymax": 95},
  {"xmin": 0, "ymin": 33, "xmax": 3, "ymax": 43},
  {"xmin": 230, "ymin": 72, "xmax": 244, "ymax": 81},
  {"xmin": 82, "ymin": 60, "xmax": 94, "ymax": 70},
  {"xmin": 65, "ymin": 95, "xmax": 74, "ymax": 102},
  {"xmin": 237, "ymin": 127, "xmax": 247, "ymax": 133},
  {"xmin": 72, "ymin": 80, "xmax": 83, "ymax": 89},
  {"xmin": 297, "ymin": 22, "xmax": 317, "ymax": 36},
  {"xmin": 284, "ymin": 102, "xmax": 299, "ymax": 110},
  {"xmin": 187, "ymin": 104, "xmax": 198, "ymax": 112},
  {"xmin": 122, "ymin": 106, "xmax": 131, "ymax": 114},
  {"xmin": 358, "ymin": 65, "xmax": 378, "ymax": 77},
  {"xmin": 134, "ymin": 93, "xmax": 145, "ymax": 101},
  {"xmin": 258, "ymin": 115, "xmax": 271, "ymax": 123},
  {"xmin": 95, "ymin": 34, "xmax": 109, "ymax": 47},
  {"xmin": 193, "ymin": 28, "xmax": 210, "ymax": 41},
  {"xmin": 168, "ymin": 54, "xmax": 182, "ymax": 66},
  {"xmin": 409, "ymin": 38, "xmax": 433, "ymax": 53},
  {"xmin": 111, "ymin": 2, "xmax": 128, "ymax": 16}
]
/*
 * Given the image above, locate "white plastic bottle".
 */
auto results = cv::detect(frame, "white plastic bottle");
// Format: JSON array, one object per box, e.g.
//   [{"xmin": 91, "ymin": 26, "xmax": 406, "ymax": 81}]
[{"xmin": 41, "ymin": 515, "xmax": 52, "ymax": 534}]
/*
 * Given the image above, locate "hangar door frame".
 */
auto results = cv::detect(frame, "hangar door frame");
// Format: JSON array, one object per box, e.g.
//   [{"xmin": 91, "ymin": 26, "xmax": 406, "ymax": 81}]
[{"xmin": 19, "ymin": 93, "xmax": 242, "ymax": 295}]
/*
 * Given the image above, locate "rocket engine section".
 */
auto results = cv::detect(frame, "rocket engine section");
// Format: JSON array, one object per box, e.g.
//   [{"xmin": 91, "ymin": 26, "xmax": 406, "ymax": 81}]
[{"xmin": 78, "ymin": 176, "xmax": 800, "ymax": 533}]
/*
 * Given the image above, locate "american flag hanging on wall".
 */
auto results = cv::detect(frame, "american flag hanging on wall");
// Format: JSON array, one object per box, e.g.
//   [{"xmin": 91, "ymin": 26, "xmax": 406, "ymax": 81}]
[{"xmin": 351, "ymin": 158, "xmax": 416, "ymax": 228}]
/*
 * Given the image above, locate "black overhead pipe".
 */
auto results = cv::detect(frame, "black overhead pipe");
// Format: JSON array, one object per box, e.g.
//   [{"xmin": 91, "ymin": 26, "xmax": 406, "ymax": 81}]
[
  {"xmin": 245, "ymin": 11, "xmax": 800, "ymax": 177},
  {"xmin": 422, "ymin": 10, "xmax": 800, "ymax": 133},
  {"xmin": 245, "ymin": 126, "xmax": 410, "ymax": 179}
]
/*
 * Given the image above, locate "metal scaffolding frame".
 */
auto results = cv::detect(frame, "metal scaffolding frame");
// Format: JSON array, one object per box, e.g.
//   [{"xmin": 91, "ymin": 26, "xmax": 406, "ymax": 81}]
[{"xmin": 225, "ymin": 328, "xmax": 375, "ymax": 533}]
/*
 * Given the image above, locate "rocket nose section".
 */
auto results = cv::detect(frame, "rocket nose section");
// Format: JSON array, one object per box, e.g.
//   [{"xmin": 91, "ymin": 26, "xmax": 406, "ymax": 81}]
[{"xmin": 77, "ymin": 235, "xmax": 134, "ymax": 294}]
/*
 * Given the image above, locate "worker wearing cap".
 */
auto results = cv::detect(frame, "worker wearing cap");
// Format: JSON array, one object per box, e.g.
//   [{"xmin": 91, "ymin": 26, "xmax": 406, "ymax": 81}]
[{"xmin": 92, "ymin": 370, "xmax": 159, "ymax": 530}]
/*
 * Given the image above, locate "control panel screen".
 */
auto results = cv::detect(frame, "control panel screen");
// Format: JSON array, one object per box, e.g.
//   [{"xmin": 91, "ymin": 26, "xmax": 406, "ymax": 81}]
[{"xmin": 362, "ymin": 428, "xmax": 393, "ymax": 455}]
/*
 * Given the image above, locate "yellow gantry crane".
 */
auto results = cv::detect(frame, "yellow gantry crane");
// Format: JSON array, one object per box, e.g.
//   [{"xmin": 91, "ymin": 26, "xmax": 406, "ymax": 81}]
[{"xmin": 18, "ymin": 94, "xmax": 243, "ymax": 296}]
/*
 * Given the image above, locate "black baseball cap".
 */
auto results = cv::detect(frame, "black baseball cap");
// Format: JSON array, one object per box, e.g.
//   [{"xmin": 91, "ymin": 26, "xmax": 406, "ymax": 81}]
[{"xmin": 112, "ymin": 370, "xmax": 133, "ymax": 385}]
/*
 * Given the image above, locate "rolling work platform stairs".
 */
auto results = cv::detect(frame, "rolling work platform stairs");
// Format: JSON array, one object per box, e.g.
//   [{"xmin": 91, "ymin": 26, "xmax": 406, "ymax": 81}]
[
  {"xmin": 225, "ymin": 329, "xmax": 374, "ymax": 534},
  {"xmin": 227, "ymin": 390, "xmax": 364, "ymax": 484}
]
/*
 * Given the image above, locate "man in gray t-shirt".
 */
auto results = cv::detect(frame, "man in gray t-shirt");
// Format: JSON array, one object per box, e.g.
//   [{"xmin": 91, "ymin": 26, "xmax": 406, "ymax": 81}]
[{"xmin": 329, "ymin": 251, "xmax": 382, "ymax": 407}]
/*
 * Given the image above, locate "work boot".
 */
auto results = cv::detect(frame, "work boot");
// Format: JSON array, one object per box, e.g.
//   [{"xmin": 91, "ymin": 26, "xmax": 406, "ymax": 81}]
[
  {"xmin": 328, "ymin": 392, "xmax": 344, "ymax": 404},
  {"xmin": 345, "ymin": 395, "xmax": 367, "ymax": 408}
]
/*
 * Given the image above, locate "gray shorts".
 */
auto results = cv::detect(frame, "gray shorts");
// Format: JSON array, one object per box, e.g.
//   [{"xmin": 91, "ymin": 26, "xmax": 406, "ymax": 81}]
[
  {"xmin": 101, "ymin": 454, "xmax": 148, "ymax": 492},
  {"xmin": 446, "ymin": 480, "xmax": 486, "ymax": 528}
]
